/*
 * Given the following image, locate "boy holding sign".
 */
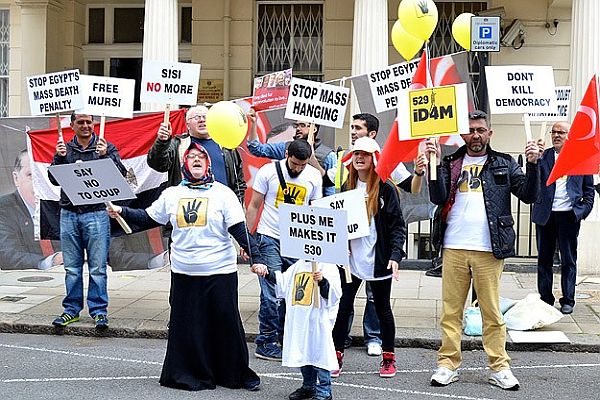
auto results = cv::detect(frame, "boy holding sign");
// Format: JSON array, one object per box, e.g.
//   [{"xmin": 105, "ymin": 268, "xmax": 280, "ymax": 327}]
[{"xmin": 48, "ymin": 113, "xmax": 127, "ymax": 332}]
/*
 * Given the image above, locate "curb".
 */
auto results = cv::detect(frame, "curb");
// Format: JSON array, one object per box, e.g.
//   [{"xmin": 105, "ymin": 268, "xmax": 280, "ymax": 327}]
[{"xmin": 2, "ymin": 322, "xmax": 598, "ymax": 354}]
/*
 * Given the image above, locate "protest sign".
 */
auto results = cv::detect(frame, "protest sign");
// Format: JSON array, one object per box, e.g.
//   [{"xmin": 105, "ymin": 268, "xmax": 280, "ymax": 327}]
[
  {"xmin": 312, "ymin": 189, "xmax": 369, "ymax": 239},
  {"xmin": 367, "ymin": 59, "xmax": 420, "ymax": 113},
  {"xmin": 26, "ymin": 69, "xmax": 83, "ymax": 115},
  {"xmin": 47, "ymin": 158, "xmax": 136, "ymax": 206},
  {"xmin": 78, "ymin": 75, "xmax": 135, "ymax": 118},
  {"xmin": 252, "ymin": 69, "xmax": 292, "ymax": 111},
  {"xmin": 284, "ymin": 78, "xmax": 349, "ymax": 129},
  {"xmin": 140, "ymin": 60, "xmax": 201, "ymax": 105},
  {"xmin": 397, "ymin": 83, "xmax": 469, "ymax": 140},
  {"xmin": 528, "ymin": 86, "xmax": 571, "ymax": 122},
  {"xmin": 279, "ymin": 204, "xmax": 349, "ymax": 265},
  {"xmin": 486, "ymin": 65, "xmax": 557, "ymax": 114}
]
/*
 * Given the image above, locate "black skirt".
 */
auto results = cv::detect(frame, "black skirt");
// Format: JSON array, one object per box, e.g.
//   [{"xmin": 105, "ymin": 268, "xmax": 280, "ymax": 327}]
[{"xmin": 159, "ymin": 271, "xmax": 260, "ymax": 391}]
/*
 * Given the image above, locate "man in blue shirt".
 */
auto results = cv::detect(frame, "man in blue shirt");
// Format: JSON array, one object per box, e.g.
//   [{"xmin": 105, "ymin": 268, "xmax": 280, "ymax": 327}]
[{"xmin": 247, "ymin": 109, "xmax": 336, "ymax": 196}]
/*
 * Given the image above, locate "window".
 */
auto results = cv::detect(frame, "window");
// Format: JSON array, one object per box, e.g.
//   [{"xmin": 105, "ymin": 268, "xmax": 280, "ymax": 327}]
[
  {"xmin": 114, "ymin": 8, "xmax": 145, "ymax": 43},
  {"xmin": 0, "ymin": 10, "xmax": 8, "ymax": 117},
  {"xmin": 257, "ymin": 2, "xmax": 323, "ymax": 81},
  {"xmin": 87, "ymin": 60, "xmax": 104, "ymax": 76},
  {"xmin": 430, "ymin": 1, "xmax": 489, "ymax": 111},
  {"xmin": 181, "ymin": 7, "xmax": 192, "ymax": 43},
  {"xmin": 88, "ymin": 8, "xmax": 105, "ymax": 44}
]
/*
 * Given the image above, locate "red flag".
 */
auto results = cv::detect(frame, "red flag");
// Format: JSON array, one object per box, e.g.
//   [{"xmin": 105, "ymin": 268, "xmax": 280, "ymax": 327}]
[
  {"xmin": 547, "ymin": 75, "xmax": 600, "ymax": 185},
  {"xmin": 375, "ymin": 51, "xmax": 430, "ymax": 181}
]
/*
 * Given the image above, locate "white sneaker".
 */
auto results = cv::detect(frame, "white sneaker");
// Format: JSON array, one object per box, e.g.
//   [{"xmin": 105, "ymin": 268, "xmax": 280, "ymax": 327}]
[
  {"xmin": 366, "ymin": 342, "xmax": 382, "ymax": 356},
  {"xmin": 489, "ymin": 369, "xmax": 520, "ymax": 391},
  {"xmin": 430, "ymin": 366, "xmax": 459, "ymax": 386}
]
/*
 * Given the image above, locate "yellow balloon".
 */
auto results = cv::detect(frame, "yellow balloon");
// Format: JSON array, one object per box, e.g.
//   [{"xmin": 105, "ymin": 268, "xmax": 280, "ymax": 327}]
[
  {"xmin": 452, "ymin": 13, "xmax": 474, "ymax": 51},
  {"xmin": 205, "ymin": 101, "xmax": 248, "ymax": 149},
  {"xmin": 397, "ymin": 0, "xmax": 439, "ymax": 41},
  {"xmin": 391, "ymin": 20, "xmax": 424, "ymax": 61}
]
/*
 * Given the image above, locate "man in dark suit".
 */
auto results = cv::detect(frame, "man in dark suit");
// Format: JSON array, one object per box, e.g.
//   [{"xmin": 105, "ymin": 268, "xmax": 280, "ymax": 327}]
[
  {"xmin": 532, "ymin": 121, "xmax": 595, "ymax": 314},
  {"xmin": 0, "ymin": 149, "xmax": 62, "ymax": 270}
]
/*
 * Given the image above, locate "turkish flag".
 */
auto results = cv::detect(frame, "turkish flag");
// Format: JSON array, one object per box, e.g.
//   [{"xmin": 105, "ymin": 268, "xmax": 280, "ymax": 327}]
[
  {"xmin": 375, "ymin": 51, "xmax": 429, "ymax": 181},
  {"xmin": 547, "ymin": 75, "xmax": 600, "ymax": 185}
]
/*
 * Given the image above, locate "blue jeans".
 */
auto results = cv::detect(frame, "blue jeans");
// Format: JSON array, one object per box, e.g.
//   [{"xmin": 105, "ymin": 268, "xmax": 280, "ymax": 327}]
[
  {"xmin": 300, "ymin": 365, "xmax": 331, "ymax": 399},
  {"xmin": 255, "ymin": 233, "xmax": 294, "ymax": 345},
  {"xmin": 346, "ymin": 282, "xmax": 382, "ymax": 345},
  {"xmin": 60, "ymin": 209, "xmax": 110, "ymax": 317}
]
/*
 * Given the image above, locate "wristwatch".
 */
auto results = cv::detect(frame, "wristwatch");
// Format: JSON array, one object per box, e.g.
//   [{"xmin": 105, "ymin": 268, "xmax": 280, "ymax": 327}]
[{"xmin": 414, "ymin": 169, "xmax": 425, "ymax": 176}]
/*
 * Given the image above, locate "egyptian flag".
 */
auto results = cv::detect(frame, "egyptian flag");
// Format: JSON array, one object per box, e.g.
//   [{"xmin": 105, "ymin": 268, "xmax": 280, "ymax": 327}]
[
  {"xmin": 27, "ymin": 109, "xmax": 187, "ymax": 240},
  {"xmin": 547, "ymin": 75, "xmax": 600, "ymax": 185}
]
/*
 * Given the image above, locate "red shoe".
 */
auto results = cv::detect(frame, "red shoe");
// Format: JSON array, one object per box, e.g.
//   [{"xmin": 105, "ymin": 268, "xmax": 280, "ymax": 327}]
[
  {"xmin": 379, "ymin": 352, "xmax": 396, "ymax": 378},
  {"xmin": 331, "ymin": 350, "xmax": 344, "ymax": 378}
]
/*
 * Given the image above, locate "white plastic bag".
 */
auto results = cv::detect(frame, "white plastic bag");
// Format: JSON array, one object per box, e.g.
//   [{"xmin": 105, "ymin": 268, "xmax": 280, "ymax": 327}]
[
  {"xmin": 503, "ymin": 293, "xmax": 564, "ymax": 331},
  {"xmin": 463, "ymin": 301, "xmax": 482, "ymax": 336}
]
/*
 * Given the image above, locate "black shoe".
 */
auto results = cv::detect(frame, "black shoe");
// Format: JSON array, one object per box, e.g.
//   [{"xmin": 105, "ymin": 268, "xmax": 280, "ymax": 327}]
[
  {"xmin": 425, "ymin": 265, "xmax": 443, "ymax": 278},
  {"xmin": 311, "ymin": 395, "xmax": 332, "ymax": 400},
  {"xmin": 289, "ymin": 387, "xmax": 316, "ymax": 400},
  {"xmin": 560, "ymin": 304, "xmax": 574, "ymax": 314}
]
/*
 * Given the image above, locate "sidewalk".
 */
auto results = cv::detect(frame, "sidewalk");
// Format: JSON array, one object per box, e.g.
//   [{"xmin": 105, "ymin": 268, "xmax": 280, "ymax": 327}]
[{"xmin": 1, "ymin": 264, "xmax": 599, "ymax": 352}]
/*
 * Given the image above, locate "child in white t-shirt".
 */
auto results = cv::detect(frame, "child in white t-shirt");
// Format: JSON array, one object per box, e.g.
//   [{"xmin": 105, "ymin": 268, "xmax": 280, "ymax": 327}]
[{"xmin": 267, "ymin": 260, "xmax": 342, "ymax": 400}]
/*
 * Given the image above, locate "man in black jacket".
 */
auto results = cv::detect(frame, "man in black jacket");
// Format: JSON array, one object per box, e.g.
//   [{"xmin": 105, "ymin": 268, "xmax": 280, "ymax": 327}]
[
  {"xmin": 49, "ymin": 113, "xmax": 127, "ymax": 332},
  {"xmin": 425, "ymin": 110, "xmax": 540, "ymax": 391},
  {"xmin": 147, "ymin": 105, "xmax": 246, "ymax": 203}
]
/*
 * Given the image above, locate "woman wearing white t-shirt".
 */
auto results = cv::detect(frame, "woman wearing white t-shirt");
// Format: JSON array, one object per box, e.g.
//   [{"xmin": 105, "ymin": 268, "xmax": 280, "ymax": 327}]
[
  {"xmin": 331, "ymin": 137, "xmax": 406, "ymax": 379},
  {"xmin": 108, "ymin": 143, "xmax": 266, "ymax": 392}
]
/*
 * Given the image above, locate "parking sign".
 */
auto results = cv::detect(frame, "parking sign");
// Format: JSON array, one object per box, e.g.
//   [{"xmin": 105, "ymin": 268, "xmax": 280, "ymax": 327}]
[{"xmin": 470, "ymin": 16, "xmax": 500, "ymax": 52}]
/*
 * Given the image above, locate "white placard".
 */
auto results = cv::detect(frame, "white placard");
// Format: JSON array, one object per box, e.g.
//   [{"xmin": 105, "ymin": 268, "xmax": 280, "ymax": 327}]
[
  {"xmin": 47, "ymin": 158, "xmax": 136, "ymax": 206},
  {"xmin": 140, "ymin": 60, "xmax": 201, "ymax": 105},
  {"xmin": 284, "ymin": 78, "xmax": 349, "ymax": 129},
  {"xmin": 485, "ymin": 65, "xmax": 557, "ymax": 114},
  {"xmin": 26, "ymin": 69, "xmax": 83, "ymax": 116},
  {"xmin": 527, "ymin": 86, "xmax": 571, "ymax": 122},
  {"xmin": 279, "ymin": 204, "xmax": 349, "ymax": 265},
  {"xmin": 312, "ymin": 189, "xmax": 369, "ymax": 239},
  {"xmin": 78, "ymin": 75, "xmax": 135, "ymax": 118},
  {"xmin": 367, "ymin": 60, "xmax": 420, "ymax": 113}
]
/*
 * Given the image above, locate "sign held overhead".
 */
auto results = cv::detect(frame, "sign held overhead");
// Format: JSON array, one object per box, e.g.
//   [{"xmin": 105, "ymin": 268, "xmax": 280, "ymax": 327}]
[
  {"xmin": 26, "ymin": 69, "xmax": 83, "ymax": 115},
  {"xmin": 285, "ymin": 78, "xmax": 349, "ymax": 129},
  {"xmin": 141, "ymin": 60, "xmax": 201, "ymax": 106}
]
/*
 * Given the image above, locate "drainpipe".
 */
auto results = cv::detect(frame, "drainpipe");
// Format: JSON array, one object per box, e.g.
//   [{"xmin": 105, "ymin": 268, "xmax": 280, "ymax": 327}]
[{"xmin": 223, "ymin": 0, "xmax": 231, "ymax": 100}]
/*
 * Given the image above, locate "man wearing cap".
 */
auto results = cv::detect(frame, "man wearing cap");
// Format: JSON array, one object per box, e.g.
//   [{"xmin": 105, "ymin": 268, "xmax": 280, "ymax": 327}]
[
  {"xmin": 247, "ymin": 110, "xmax": 336, "ymax": 196},
  {"xmin": 425, "ymin": 110, "xmax": 540, "ymax": 391}
]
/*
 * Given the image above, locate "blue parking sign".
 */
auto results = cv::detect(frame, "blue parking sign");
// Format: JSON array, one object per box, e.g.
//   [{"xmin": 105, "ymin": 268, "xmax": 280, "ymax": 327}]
[{"xmin": 479, "ymin": 26, "xmax": 492, "ymax": 39}]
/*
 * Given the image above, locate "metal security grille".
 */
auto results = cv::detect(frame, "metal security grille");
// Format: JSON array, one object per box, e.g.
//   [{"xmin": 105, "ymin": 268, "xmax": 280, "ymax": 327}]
[
  {"xmin": 430, "ymin": 1, "xmax": 489, "ymax": 112},
  {"xmin": 0, "ymin": 10, "xmax": 9, "ymax": 117},
  {"xmin": 256, "ymin": 2, "xmax": 323, "ymax": 81}
]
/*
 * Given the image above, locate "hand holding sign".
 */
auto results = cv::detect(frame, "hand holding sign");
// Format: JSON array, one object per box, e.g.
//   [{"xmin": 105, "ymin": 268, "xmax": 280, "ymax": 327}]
[{"xmin": 524, "ymin": 140, "xmax": 540, "ymax": 164}]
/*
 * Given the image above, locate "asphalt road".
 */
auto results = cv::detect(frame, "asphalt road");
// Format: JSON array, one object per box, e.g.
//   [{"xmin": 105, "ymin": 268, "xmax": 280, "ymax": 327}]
[{"xmin": 1, "ymin": 333, "xmax": 599, "ymax": 400}]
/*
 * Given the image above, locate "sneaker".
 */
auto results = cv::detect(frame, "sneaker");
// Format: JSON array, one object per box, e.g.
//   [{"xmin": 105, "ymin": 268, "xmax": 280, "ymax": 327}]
[
  {"xmin": 488, "ymin": 369, "xmax": 520, "ymax": 391},
  {"xmin": 430, "ymin": 366, "xmax": 459, "ymax": 386},
  {"xmin": 311, "ymin": 395, "xmax": 332, "ymax": 400},
  {"xmin": 379, "ymin": 351, "xmax": 396, "ymax": 378},
  {"xmin": 244, "ymin": 379, "xmax": 261, "ymax": 392},
  {"xmin": 52, "ymin": 313, "xmax": 79, "ymax": 327},
  {"xmin": 255, "ymin": 342, "xmax": 282, "ymax": 361},
  {"xmin": 560, "ymin": 304, "xmax": 574, "ymax": 314},
  {"xmin": 94, "ymin": 315, "xmax": 109, "ymax": 332},
  {"xmin": 288, "ymin": 387, "xmax": 316, "ymax": 400},
  {"xmin": 425, "ymin": 264, "xmax": 443, "ymax": 278},
  {"xmin": 331, "ymin": 351, "xmax": 344, "ymax": 378},
  {"xmin": 367, "ymin": 342, "xmax": 382, "ymax": 356}
]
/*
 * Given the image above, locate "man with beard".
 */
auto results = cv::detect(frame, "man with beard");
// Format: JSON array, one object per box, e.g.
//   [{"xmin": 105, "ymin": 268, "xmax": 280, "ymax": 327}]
[
  {"xmin": 425, "ymin": 110, "xmax": 540, "ymax": 391},
  {"xmin": 532, "ymin": 121, "xmax": 594, "ymax": 315},
  {"xmin": 246, "ymin": 139, "xmax": 323, "ymax": 361},
  {"xmin": 247, "ymin": 110, "xmax": 336, "ymax": 196}
]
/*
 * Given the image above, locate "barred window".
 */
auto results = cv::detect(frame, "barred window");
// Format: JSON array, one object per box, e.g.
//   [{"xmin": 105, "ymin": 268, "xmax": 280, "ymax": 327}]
[
  {"xmin": 0, "ymin": 10, "xmax": 8, "ymax": 117},
  {"xmin": 257, "ymin": 2, "xmax": 323, "ymax": 81},
  {"xmin": 431, "ymin": 1, "xmax": 489, "ymax": 112}
]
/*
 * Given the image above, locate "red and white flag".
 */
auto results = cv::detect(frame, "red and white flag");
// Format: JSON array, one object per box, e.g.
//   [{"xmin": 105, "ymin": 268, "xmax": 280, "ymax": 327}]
[{"xmin": 547, "ymin": 75, "xmax": 600, "ymax": 185}]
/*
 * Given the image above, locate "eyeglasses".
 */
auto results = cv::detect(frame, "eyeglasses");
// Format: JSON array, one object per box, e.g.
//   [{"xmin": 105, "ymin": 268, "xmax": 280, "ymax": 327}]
[
  {"xmin": 468, "ymin": 127, "xmax": 489, "ymax": 134},
  {"xmin": 551, "ymin": 130, "xmax": 568, "ymax": 136},
  {"xmin": 188, "ymin": 115, "xmax": 206, "ymax": 121},
  {"xmin": 185, "ymin": 153, "xmax": 207, "ymax": 160},
  {"xmin": 293, "ymin": 123, "xmax": 309, "ymax": 129}
]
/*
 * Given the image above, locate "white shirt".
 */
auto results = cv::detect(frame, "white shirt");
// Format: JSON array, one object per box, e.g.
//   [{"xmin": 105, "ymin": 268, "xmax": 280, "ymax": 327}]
[
  {"xmin": 444, "ymin": 155, "xmax": 492, "ymax": 252},
  {"xmin": 146, "ymin": 182, "xmax": 244, "ymax": 276},
  {"xmin": 275, "ymin": 260, "xmax": 342, "ymax": 371},
  {"xmin": 390, "ymin": 162, "xmax": 412, "ymax": 185},
  {"xmin": 552, "ymin": 151, "xmax": 572, "ymax": 211},
  {"xmin": 253, "ymin": 159, "xmax": 323, "ymax": 238}
]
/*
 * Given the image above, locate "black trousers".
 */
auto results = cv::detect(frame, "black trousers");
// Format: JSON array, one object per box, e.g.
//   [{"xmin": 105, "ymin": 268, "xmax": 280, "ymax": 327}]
[
  {"xmin": 332, "ymin": 269, "xmax": 395, "ymax": 352},
  {"xmin": 536, "ymin": 210, "xmax": 580, "ymax": 307}
]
